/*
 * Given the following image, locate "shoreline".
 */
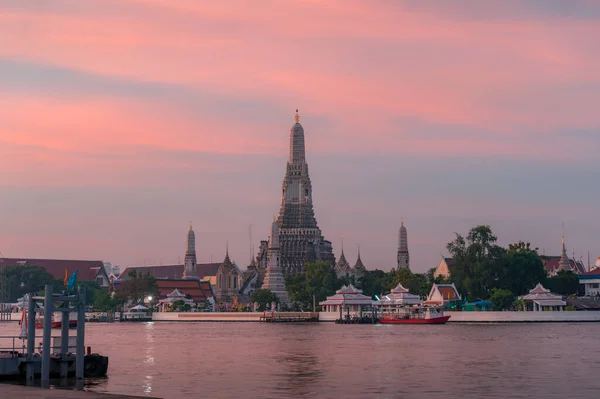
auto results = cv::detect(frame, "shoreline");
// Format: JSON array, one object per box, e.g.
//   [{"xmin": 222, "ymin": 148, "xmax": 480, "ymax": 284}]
[
  {"xmin": 5, "ymin": 310, "xmax": 600, "ymax": 324},
  {"xmin": 0, "ymin": 384, "xmax": 160, "ymax": 399}
]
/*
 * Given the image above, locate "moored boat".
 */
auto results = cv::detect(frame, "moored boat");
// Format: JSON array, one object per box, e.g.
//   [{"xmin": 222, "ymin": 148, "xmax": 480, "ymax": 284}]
[
  {"xmin": 34, "ymin": 311, "xmax": 78, "ymax": 329},
  {"xmin": 379, "ymin": 306, "xmax": 450, "ymax": 325}
]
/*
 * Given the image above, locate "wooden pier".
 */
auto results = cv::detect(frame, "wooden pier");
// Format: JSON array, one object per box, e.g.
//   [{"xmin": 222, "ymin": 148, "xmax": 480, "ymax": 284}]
[{"xmin": 260, "ymin": 312, "xmax": 319, "ymax": 322}]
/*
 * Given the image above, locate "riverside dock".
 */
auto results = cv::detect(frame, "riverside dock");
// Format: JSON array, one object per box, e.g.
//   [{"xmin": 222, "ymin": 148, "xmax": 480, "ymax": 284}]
[
  {"xmin": 0, "ymin": 285, "xmax": 108, "ymax": 388},
  {"xmin": 260, "ymin": 312, "xmax": 319, "ymax": 322}
]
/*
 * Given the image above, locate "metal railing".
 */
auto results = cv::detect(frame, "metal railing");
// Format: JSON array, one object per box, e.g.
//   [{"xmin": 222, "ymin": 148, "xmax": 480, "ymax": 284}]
[{"xmin": 0, "ymin": 335, "xmax": 76, "ymax": 358}]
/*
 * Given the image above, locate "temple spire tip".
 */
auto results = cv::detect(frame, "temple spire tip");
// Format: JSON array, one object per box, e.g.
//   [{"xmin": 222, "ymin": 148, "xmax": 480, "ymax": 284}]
[{"xmin": 294, "ymin": 109, "xmax": 300, "ymax": 123}]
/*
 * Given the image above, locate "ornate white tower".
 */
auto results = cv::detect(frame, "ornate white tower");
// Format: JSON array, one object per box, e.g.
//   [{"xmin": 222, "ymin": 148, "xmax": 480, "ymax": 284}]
[
  {"xmin": 397, "ymin": 219, "xmax": 410, "ymax": 269},
  {"xmin": 183, "ymin": 222, "xmax": 197, "ymax": 279},
  {"xmin": 261, "ymin": 218, "xmax": 289, "ymax": 303}
]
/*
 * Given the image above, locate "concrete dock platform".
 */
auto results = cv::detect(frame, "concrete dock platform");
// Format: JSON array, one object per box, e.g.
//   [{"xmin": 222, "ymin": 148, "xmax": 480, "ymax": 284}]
[{"xmin": 0, "ymin": 384, "xmax": 161, "ymax": 398}]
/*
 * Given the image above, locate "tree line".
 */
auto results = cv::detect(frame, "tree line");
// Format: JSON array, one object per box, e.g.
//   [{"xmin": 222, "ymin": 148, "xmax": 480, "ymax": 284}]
[
  {"xmin": 0, "ymin": 266, "xmax": 158, "ymax": 312},
  {"xmin": 253, "ymin": 225, "xmax": 581, "ymax": 311}
]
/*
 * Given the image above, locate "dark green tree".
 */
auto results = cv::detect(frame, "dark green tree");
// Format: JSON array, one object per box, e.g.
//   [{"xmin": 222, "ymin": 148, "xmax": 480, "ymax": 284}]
[
  {"xmin": 285, "ymin": 261, "xmax": 341, "ymax": 310},
  {"xmin": 1, "ymin": 265, "xmax": 55, "ymax": 302},
  {"xmin": 389, "ymin": 268, "xmax": 431, "ymax": 298},
  {"xmin": 358, "ymin": 269, "xmax": 394, "ymax": 299},
  {"xmin": 544, "ymin": 270, "xmax": 581, "ymax": 296},
  {"xmin": 115, "ymin": 269, "xmax": 158, "ymax": 303},
  {"xmin": 93, "ymin": 290, "xmax": 120, "ymax": 311},
  {"xmin": 446, "ymin": 225, "xmax": 506, "ymax": 300},
  {"xmin": 497, "ymin": 242, "xmax": 546, "ymax": 296},
  {"xmin": 489, "ymin": 288, "xmax": 514, "ymax": 310},
  {"xmin": 251, "ymin": 288, "xmax": 277, "ymax": 311}
]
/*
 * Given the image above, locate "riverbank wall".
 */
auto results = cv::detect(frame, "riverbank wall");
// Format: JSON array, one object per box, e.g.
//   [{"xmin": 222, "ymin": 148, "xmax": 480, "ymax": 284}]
[
  {"xmin": 152, "ymin": 312, "xmax": 264, "ymax": 322},
  {"xmin": 445, "ymin": 311, "xmax": 600, "ymax": 323},
  {"xmin": 152, "ymin": 311, "xmax": 600, "ymax": 323},
  {"xmin": 6, "ymin": 310, "xmax": 600, "ymax": 324}
]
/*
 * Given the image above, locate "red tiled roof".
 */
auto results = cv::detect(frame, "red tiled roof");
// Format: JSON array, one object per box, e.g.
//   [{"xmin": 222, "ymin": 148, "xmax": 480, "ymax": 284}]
[
  {"xmin": 580, "ymin": 268, "xmax": 600, "ymax": 276},
  {"xmin": 539, "ymin": 256, "xmax": 586, "ymax": 275},
  {"xmin": 200, "ymin": 281, "xmax": 214, "ymax": 298},
  {"xmin": 118, "ymin": 263, "xmax": 222, "ymax": 281},
  {"xmin": 155, "ymin": 279, "xmax": 208, "ymax": 302},
  {"xmin": 0, "ymin": 257, "xmax": 107, "ymax": 282}
]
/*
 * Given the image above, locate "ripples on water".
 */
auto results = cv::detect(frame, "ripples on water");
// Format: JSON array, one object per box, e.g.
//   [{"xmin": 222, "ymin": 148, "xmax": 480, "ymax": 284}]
[{"xmin": 1, "ymin": 322, "xmax": 599, "ymax": 398}]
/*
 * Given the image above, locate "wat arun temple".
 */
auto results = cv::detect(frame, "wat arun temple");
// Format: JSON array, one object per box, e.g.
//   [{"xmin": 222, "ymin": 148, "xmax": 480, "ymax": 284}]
[{"xmin": 256, "ymin": 110, "xmax": 336, "ymax": 274}]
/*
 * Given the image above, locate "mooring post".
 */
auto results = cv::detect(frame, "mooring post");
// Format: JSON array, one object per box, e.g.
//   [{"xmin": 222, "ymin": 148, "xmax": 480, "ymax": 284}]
[
  {"xmin": 75, "ymin": 286, "xmax": 86, "ymax": 388},
  {"xmin": 60, "ymin": 298, "xmax": 70, "ymax": 378},
  {"xmin": 26, "ymin": 292, "xmax": 36, "ymax": 383},
  {"xmin": 41, "ymin": 284, "xmax": 53, "ymax": 388}
]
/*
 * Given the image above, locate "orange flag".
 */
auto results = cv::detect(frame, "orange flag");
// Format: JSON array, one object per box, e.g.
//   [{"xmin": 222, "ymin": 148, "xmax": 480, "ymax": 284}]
[{"xmin": 64, "ymin": 268, "xmax": 68, "ymax": 287}]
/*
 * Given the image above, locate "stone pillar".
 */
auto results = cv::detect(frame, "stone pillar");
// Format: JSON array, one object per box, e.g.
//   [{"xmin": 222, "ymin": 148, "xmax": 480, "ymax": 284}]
[
  {"xmin": 75, "ymin": 287, "xmax": 86, "ymax": 389},
  {"xmin": 26, "ymin": 293, "xmax": 36, "ymax": 383},
  {"xmin": 60, "ymin": 299, "xmax": 70, "ymax": 378},
  {"xmin": 41, "ymin": 285, "xmax": 53, "ymax": 388}
]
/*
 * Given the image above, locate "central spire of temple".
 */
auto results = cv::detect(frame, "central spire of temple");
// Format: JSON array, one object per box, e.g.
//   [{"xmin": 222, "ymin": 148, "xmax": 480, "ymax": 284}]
[
  {"xmin": 258, "ymin": 110, "xmax": 335, "ymax": 274},
  {"xmin": 289, "ymin": 109, "xmax": 306, "ymax": 165}
]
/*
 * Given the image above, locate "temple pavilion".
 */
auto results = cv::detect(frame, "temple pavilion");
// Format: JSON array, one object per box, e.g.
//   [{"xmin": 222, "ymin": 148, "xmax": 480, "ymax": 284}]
[
  {"xmin": 375, "ymin": 283, "xmax": 422, "ymax": 313},
  {"xmin": 519, "ymin": 283, "xmax": 566, "ymax": 311},
  {"xmin": 158, "ymin": 288, "xmax": 195, "ymax": 312},
  {"xmin": 320, "ymin": 285, "xmax": 374, "ymax": 317},
  {"xmin": 424, "ymin": 283, "xmax": 462, "ymax": 307}
]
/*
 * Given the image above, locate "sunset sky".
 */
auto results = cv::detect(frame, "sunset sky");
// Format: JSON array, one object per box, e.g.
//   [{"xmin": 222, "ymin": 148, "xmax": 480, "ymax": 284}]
[{"xmin": 1, "ymin": 1, "xmax": 599, "ymax": 273}]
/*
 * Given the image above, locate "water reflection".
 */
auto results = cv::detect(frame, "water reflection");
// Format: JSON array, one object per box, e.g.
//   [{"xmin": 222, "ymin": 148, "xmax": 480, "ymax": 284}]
[
  {"xmin": 1, "ymin": 322, "xmax": 599, "ymax": 398},
  {"xmin": 143, "ymin": 321, "xmax": 155, "ymax": 394}
]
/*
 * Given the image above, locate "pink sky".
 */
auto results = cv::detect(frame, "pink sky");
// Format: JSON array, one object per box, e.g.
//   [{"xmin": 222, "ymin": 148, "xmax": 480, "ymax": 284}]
[{"xmin": 1, "ymin": 1, "xmax": 599, "ymax": 272}]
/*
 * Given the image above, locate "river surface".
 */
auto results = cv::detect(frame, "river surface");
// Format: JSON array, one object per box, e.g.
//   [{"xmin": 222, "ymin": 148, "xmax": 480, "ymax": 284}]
[{"xmin": 1, "ymin": 322, "xmax": 600, "ymax": 398}]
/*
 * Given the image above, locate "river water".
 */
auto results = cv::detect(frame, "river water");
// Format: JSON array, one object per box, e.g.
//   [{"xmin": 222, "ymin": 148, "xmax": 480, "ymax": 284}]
[{"xmin": 1, "ymin": 322, "xmax": 599, "ymax": 398}]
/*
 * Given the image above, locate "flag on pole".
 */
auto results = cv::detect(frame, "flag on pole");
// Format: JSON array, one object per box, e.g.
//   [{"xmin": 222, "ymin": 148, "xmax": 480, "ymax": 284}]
[
  {"xmin": 64, "ymin": 268, "xmax": 69, "ymax": 287},
  {"xmin": 67, "ymin": 269, "xmax": 78, "ymax": 291}
]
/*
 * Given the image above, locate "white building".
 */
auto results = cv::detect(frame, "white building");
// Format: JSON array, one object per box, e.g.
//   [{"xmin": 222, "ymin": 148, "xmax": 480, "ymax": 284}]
[
  {"xmin": 519, "ymin": 283, "xmax": 566, "ymax": 311},
  {"xmin": 375, "ymin": 283, "xmax": 422, "ymax": 314},
  {"xmin": 578, "ymin": 265, "xmax": 600, "ymax": 297},
  {"xmin": 320, "ymin": 285, "xmax": 374, "ymax": 316}
]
